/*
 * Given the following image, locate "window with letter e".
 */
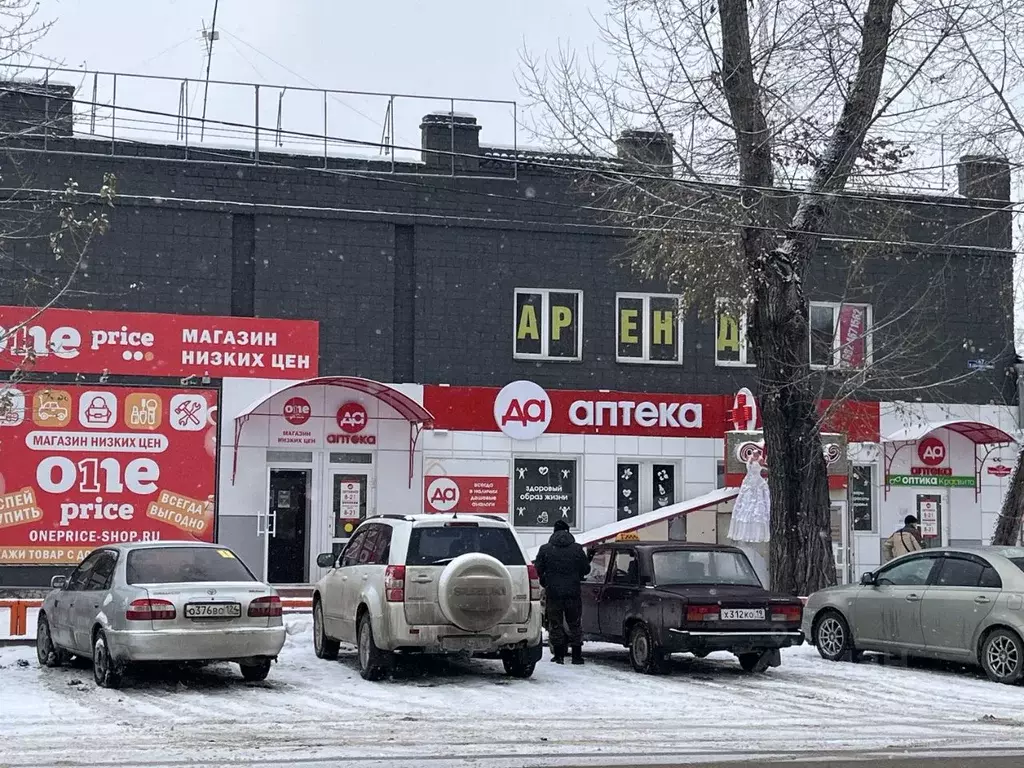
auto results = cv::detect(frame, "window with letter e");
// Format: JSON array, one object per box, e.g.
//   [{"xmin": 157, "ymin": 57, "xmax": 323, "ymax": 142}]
[
  {"xmin": 514, "ymin": 288, "xmax": 582, "ymax": 361},
  {"xmin": 616, "ymin": 293, "xmax": 682, "ymax": 364}
]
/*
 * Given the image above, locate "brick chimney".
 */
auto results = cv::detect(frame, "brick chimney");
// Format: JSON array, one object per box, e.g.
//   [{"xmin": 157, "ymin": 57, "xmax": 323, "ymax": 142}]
[
  {"xmin": 420, "ymin": 112, "xmax": 481, "ymax": 172},
  {"xmin": 957, "ymin": 155, "xmax": 1011, "ymax": 201},
  {"xmin": 615, "ymin": 129, "xmax": 674, "ymax": 176},
  {"xmin": 0, "ymin": 81, "xmax": 74, "ymax": 138}
]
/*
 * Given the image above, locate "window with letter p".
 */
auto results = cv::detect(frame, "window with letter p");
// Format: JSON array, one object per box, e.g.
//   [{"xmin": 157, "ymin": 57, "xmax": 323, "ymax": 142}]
[
  {"xmin": 809, "ymin": 302, "xmax": 872, "ymax": 369},
  {"xmin": 616, "ymin": 293, "xmax": 682, "ymax": 364},
  {"xmin": 514, "ymin": 288, "xmax": 582, "ymax": 361}
]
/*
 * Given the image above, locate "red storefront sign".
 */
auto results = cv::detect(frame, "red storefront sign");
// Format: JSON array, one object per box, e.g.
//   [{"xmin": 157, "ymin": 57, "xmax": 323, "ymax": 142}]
[
  {"xmin": 0, "ymin": 384, "xmax": 217, "ymax": 564},
  {"xmin": 0, "ymin": 306, "xmax": 319, "ymax": 380},
  {"xmin": 423, "ymin": 383, "xmax": 880, "ymax": 442},
  {"xmin": 424, "ymin": 476, "xmax": 509, "ymax": 514},
  {"xmin": 837, "ymin": 304, "xmax": 868, "ymax": 368}
]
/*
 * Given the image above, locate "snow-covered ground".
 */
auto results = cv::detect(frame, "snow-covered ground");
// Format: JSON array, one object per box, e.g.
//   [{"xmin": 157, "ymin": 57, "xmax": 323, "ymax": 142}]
[{"xmin": 2, "ymin": 616, "xmax": 1024, "ymax": 768}]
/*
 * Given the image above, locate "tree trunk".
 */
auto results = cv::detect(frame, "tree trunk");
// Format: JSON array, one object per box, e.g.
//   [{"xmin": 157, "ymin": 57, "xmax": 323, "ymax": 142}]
[{"xmin": 993, "ymin": 448, "xmax": 1024, "ymax": 545}]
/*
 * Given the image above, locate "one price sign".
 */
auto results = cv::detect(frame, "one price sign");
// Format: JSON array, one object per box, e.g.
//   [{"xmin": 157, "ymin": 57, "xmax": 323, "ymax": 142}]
[{"xmin": 0, "ymin": 384, "xmax": 217, "ymax": 564}]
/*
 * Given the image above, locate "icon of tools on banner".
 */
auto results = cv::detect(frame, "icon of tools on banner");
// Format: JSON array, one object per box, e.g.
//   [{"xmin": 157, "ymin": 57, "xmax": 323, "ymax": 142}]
[
  {"xmin": 169, "ymin": 394, "xmax": 208, "ymax": 432},
  {"xmin": 0, "ymin": 388, "xmax": 25, "ymax": 427},
  {"xmin": 125, "ymin": 393, "xmax": 162, "ymax": 430},
  {"xmin": 78, "ymin": 391, "xmax": 117, "ymax": 429},
  {"xmin": 32, "ymin": 389, "xmax": 71, "ymax": 427}
]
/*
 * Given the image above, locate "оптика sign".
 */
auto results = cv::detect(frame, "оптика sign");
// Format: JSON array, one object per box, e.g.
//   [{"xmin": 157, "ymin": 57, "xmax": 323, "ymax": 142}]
[{"xmin": 886, "ymin": 474, "xmax": 976, "ymax": 488}]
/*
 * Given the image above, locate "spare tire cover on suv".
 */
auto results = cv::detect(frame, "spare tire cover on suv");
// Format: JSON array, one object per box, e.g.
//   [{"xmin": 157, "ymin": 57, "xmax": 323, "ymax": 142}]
[{"xmin": 437, "ymin": 553, "xmax": 515, "ymax": 632}]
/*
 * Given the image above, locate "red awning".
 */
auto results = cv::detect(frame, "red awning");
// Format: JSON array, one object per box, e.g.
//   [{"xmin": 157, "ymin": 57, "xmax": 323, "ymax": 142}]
[
  {"xmin": 231, "ymin": 376, "xmax": 434, "ymax": 486},
  {"xmin": 882, "ymin": 419, "xmax": 1018, "ymax": 445}
]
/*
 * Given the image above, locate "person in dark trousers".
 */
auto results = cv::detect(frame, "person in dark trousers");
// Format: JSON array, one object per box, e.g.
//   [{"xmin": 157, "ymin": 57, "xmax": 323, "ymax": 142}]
[{"xmin": 534, "ymin": 519, "xmax": 590, "ymax": 665}]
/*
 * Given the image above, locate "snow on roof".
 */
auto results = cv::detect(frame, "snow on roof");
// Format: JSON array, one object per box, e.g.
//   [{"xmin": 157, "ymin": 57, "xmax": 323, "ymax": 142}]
[{"xmin": 527, "ymin": 486, "xmax": 739, "ymax": 559}]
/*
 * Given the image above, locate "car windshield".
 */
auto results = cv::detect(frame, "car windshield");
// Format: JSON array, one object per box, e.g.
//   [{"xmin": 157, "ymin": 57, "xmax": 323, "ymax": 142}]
[
  {"xmin": 126, "ymin": 546, "xmax": 257, "ymax": 585},
  {"xmin": 652, "ymin": 549, "xmax": 762, "ymax": 587},
  {"xmin": 406, "ymin": 524, "xmax": 526, "ymax": 566}
]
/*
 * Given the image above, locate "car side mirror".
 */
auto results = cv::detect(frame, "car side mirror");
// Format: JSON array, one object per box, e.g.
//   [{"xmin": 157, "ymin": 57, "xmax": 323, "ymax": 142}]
[
  {"xmin": 50, "ymin": 575, "xmax": 68, "ymax": 590},
  {"xmin": 860, "ymin": 572, "xmax": 876, "ymax": 586},
  {"xmin": 316, "ymin": 552, "xmax": 336, "ymax": 569}
]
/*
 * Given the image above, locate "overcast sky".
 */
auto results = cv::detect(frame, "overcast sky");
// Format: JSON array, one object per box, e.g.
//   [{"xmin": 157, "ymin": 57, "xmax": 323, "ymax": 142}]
[{"xmin": 29, "ymin": 0, "xmax": 605, "ymax": 153}]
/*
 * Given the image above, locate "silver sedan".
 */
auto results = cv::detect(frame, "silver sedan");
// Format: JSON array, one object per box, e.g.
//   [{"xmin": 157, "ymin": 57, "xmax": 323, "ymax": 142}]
[
  {"xmin": 803, "ymin": 546, "xmax": 1024, "ymax": 684},
  {"xmin": 36, "ymin": 541, "xmax": 287, "ymax": 688}
]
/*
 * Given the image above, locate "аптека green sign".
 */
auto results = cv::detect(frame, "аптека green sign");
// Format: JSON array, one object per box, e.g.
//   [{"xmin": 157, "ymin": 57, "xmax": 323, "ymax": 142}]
[{"xmin": 886, "ymin": 474, "xmax": 976, "ymax": 488}]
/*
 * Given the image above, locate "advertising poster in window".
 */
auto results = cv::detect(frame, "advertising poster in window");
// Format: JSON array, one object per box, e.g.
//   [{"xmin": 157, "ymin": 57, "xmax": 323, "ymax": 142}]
[
  {"xmin": 513, "ymin": 458, "xmax": 577, "ymax": 527},
  {"xmin": 851, "ymin": 465, "xmax": 874, "ymax": 531},
  {"xmin": 0, "ymin": 384, "xmax": 217, "ymax": 564},
  {"xmin": 837, "ymin": 304, "xmax": 868, "ymax": 368},
  {"xmin": 616, "ymin": 463, "xmax": 640, "ymax": 521}
]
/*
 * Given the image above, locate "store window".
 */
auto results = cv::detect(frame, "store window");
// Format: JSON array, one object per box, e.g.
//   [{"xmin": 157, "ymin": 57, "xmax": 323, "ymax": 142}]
[
  {"xmin": 715, "ymin": 301, "xmax": 754, "ymax": 366},
  {"xmin": 809, "ymin": 302, "xmax": 872, "ymax": 369},
  {"xmin": 616, "ymin": 461, "xmax": 677, "ymax": 522},
  {"xmin": 715, "ymin": 460, "xmax": 726, "ymax": 489},
  {"xmin": 851, "ymin": 465, "xmax": 875, "ymax": 532},
  {"xmin": 615, "ymin": 293, "xmax": 683, "ymax": 364},
  {"xmin": 514, "ymin": 288, "xmax": 583, "ymax": 361},
  {"xmin": 512, "ymin": 457, "xmax": 578, "ymax": 527}
]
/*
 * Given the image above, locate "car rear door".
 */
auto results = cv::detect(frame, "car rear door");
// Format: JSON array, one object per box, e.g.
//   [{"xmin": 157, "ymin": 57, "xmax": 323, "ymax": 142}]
[
  {"xmin": 581, "ymin": 548, "xmax": 612, "ymax": 636},
  {"xmin": 599, "ymin": 549, "xmax": 639, "ymax": 641},
  {"xmin": 851, "ymin": 554, "xmax": 938, "ymax": 651},
  {"xmin": 920, "ymin": 554, "xmax": 1000, "ymax": 659},
  {"xmin": 70, "ymin": 550, "xmax": 118, "ymax": 652}
]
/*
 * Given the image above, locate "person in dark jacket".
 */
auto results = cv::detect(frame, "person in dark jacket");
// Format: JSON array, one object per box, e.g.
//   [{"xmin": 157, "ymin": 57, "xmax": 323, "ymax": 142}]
[{"xmin": 534, "ymin": 519, "xmax": 590, "ymax": 665}]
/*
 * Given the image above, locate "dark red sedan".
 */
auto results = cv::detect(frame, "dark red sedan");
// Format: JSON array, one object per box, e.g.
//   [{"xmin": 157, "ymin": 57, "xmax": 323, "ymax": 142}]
[{"xmin": 580, "ymin": 542, "xmax": 804, "ymax": 674}]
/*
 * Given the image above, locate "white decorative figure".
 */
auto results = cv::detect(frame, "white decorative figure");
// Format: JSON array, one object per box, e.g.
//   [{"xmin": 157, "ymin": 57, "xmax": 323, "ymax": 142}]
[{"xmin": 728, "ymin": 451, "xmax": 771, "ymax": 544}]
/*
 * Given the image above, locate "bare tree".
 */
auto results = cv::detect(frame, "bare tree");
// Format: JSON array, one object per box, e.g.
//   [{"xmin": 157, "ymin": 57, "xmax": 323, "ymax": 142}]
[
  {"xmin": 520, "ymin": 0, "xmax": 1018, "ymax": 594},
  {"xmin": 0, "ymin": 1, "xmax": 117, "ymax": 419}
]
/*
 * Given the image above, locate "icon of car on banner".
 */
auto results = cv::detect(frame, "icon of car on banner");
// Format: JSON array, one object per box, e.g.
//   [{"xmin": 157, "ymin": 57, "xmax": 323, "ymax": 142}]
[
  {"xmin": 37, "ymin": 400, "xmax": 69, "ymax": 423},
  {"xmin": 78, "ymin": 391, "xmax": 117, "ymax": 429}
]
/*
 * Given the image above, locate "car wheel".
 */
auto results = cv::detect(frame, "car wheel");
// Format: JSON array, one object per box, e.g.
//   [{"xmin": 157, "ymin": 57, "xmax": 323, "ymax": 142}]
[
  {"xmin": 357, "ymin": 613, "xmax": 392, "ymax": 681},
  {"xmin": 240, "ymin": 659, "xmax": 273, "ymax": 682},
  {"xmin": 981, "ymin": 628, "xmax": 1024, "ymax": 684},
  {"xmin": 313, "ymin": 600, "xmax": 340, "ymax": 660},
  {"xmin": 813, "ymin": 611, "xmax": 858, "ymax": 663},
  {"xmin": 92, "ymin": 630, "xmax": 123, "ymax": 689},
  {"xmin": 36, "ymin": 614, "xmax": 68, "ymax": 668},
  {"xmin": 738, "ymin": 652, "xmax": 770, "ymax": 673},
  {"xmin": 502, "ymin": 649, "xmax": 536, "ymax": 679},
  {"xmin": 629, "ymin": 623, "xmax": 668, "ymax": 675}
]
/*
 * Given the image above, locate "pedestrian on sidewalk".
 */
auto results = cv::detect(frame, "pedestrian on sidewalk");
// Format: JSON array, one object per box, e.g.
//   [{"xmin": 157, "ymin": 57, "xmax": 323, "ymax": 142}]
[
  {"xmin": 534, "ymin": 519, "xmax": 590, "ymax": 665},
  {"xmin": 882, "ymin": 514, "xmax": 924, "ymax": 562}
]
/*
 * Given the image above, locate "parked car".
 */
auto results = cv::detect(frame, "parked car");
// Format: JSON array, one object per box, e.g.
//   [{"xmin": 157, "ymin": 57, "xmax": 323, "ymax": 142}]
[
  {"xmin": 312, "ymin": 514, "xmax": 543, "ymax": 680},
  {"xmin": 36, "ymin": 541, "xmax": 287, "ymax": 689},
  {"xmin": 804, "ymin": 546, "xmax": 1024, "ymax": 684},
  {"xmin": 580, "ymin": 542, "xmax": 804, "ymax": 674}
]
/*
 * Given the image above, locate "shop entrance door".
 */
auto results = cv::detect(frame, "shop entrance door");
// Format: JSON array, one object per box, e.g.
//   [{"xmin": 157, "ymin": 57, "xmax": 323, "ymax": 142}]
[
  {"xmin": 916, "ymin": 492, "xmax": 945, "ymax": 548},
  {"xmin": 326, "ymin": 454, "xmax": 375, "ymax": 558},
  {"xmin": 831, "ymin": 501, "xmax": 851, "ymax": 585},
  {"xmin": 266, "ymin": 469, "xmax": 311, "ymax": 584}
]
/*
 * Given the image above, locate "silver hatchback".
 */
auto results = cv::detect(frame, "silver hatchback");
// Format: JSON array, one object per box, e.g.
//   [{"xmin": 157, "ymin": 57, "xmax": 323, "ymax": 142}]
[
  {"xmin": 36, "ymin": 541, "xmax": 287, "ymax": 688},
  {"xmin": 803, "ymin": 546, "xmax": 1024, "ymax": 684}
]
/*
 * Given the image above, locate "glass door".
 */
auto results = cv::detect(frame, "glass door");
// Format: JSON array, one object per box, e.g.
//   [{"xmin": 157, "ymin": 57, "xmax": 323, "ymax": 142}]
[
  {"xmin": 916, "ymin": 493, "xmax": 944, "ymax": 548},
  {"xmin": 326, "ymin": 454, "xmax": 375, "ymax": 558},
  {"xmin": 830, "ymin": 501, "xmax": 850, "ymax": 585},
  {"xmin": 266, "ymin": 468, "xmax": 312, "ymax": 584}
]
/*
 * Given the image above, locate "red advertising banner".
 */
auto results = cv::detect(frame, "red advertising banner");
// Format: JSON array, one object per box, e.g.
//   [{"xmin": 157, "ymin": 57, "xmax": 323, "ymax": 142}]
[
  {"xmin": 424, "ymin": 476, "xmax": 509, "ymax": 514},
  {"xmin": 837, "ymin": 304, "xmax": 868, "ymax": 369},
  {"xmin": 0, "ymin": 384, "xmax": 218, "ymax": 564},
  {"xmin": 0, "ymin": 306, "xmax": 319, "ymax": 380}
]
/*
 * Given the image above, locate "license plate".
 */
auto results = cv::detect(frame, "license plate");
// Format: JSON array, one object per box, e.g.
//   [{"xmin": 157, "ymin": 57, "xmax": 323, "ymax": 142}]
[
  {"xmin": 185, "ymin": 602, "xmax": 241, "ymax": 619},
  {"xmin": 442, "ymin": 636, "xmax": 492, "ymax": 652},
  {"xmin": 720, "ymin": 608, "xmax": 765, "ymax": 621}
]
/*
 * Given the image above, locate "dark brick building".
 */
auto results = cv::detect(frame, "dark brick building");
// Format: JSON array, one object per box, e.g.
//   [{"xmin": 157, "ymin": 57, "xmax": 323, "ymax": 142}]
[{"xmin": 0, "ymin": 82, "xmax": 1016, "ymax": 406}]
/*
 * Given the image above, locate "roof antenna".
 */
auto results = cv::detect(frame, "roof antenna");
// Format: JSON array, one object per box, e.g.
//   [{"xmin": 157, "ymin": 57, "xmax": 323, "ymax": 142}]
[{"xmin": 199, "ymin": 0, "xmax": 220, "ymax": 141}]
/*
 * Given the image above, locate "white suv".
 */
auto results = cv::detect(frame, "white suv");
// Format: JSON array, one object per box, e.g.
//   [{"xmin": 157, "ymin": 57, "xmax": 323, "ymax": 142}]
[{"xmin": 312, "ymin": 514, "xmax": 543, "ymax": 680}]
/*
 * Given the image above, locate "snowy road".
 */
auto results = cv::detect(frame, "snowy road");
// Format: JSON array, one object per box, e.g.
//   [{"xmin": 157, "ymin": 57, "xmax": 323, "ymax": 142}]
[{"xmin": 2, "ymin": 616, "xmax": 1024, "ymax": 768}]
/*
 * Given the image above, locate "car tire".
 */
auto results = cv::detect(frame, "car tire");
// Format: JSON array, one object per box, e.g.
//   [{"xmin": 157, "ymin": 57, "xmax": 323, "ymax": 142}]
[
  {"xmin": 240, "ymin": 659, "xmax": 273, "ymax": 682},
  {"xmin": 629, "ymin": 623, "xmax": 668, "ymax": 675},
  {"xmin": 813, "ymin": 610, "xmax": 858, "ymax": 663},
  {"xmin": 92, "ymin": 629, "xmax": 123, "ymax": 689},
  {"xmin": 981, "ymin": 628, "xmax": 1024, "ymax": 685},
  {"xmin": 357, "ymin": 612, "xmax": 392, "ymax": 681},
  {"xmin": 313, "ymin": 600, "xmax": 340, "ymax": 660},
  {"xmin": 36, "ymin": 614, "xmax": 68, "ymax": 668},
  {"xmin": 502, "ymin": 649, "xmax": 536, "ymax": 679},
  {"xmin": 738, "ymin": 652, "xmax": 771, "ymax": 673}
]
